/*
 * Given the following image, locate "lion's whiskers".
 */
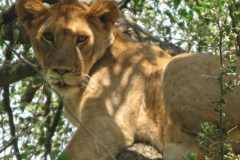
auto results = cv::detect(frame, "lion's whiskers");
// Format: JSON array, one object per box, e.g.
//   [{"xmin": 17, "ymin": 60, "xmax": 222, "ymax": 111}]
[
  {"xmin": 59, "ymin": 72, "xmax": 97, "ymax": 91},
  {"xmin": 80, "ymin": 73, "xmax": 97, "ymax": 91}
]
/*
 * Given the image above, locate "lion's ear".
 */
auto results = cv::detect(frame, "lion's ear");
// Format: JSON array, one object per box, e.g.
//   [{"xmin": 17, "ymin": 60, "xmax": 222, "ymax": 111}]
[
  {"xmin": 16, "ymin": 0, "xmax": 47, "ymax": 28},
  {"xmin": 88, "ymin": 0, "xmax": 119, "ymax": 25}
]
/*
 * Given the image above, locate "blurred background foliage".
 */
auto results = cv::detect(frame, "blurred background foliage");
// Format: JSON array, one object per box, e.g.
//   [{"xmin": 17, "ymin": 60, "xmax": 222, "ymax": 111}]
[{"xmin": 0, "ymin": 0, "xmax": 239, "ymax": 159}]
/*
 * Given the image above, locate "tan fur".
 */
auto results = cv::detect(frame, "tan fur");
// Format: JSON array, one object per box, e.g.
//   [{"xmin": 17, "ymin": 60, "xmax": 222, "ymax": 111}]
[{"xmin": 16, "ymin": 0, "xmax": 240, "ymax": 159}]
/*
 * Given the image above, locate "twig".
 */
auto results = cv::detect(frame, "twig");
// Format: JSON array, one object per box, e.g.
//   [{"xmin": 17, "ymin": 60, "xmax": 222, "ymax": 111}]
[
  {"xmin": 10, "ymin": 46, "xmax": 51, "ymax": 87},
  {"xmin": 2, "ymin": 41, "xmax": 51, "ymax": 89},
  {"xmin": 0, "ymin": 124, "xmax": 35, "ymax": 154},
  {"xmin": 0, "ymin": 152, "xmax": 20, "ymax": 160},
  {"xmin": 118, "ymin": 0, "xmax": 131, "ymax": 9},
  {"xmin": 201, "ymin": 74, "xmax": 217, "ymax": 80},
  {"xmin": 227, "ymin": 125, "xmax": 238, "ymax": 134},
  {"xmin": 217, "ymin": 19, "xmax": 224, "ymax": 160},
  {"xmin": 0, "ymin": 110, "xmax": 56, "ymax": 155}
]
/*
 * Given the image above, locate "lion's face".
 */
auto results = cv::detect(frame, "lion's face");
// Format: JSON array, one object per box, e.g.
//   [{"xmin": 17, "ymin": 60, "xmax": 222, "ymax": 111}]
[{"xmin": 16, "ymin": 0, "xmax": 119, "ymax": 94}]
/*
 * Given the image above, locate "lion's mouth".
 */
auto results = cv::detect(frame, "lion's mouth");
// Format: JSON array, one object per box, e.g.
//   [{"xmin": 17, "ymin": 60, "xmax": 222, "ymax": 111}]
[
  {"xmin": 47, "ymin": 73, "xmax": 89, "ymax": 90},
  {"xmin": 48, "ymin": 75, "xmax": 73, "ymax": 88},
  {"xmin": 51, "ymin": 80, "xmax": 82, "ymax": 89},
  {"xmin": 52, "ymin": 81, "xmax": 69, "ymax": 88}
]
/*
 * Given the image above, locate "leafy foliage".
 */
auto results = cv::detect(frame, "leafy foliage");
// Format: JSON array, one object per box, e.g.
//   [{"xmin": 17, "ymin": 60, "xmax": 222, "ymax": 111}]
[{"xmin": 126, "ymin": 0, "xmax": 239, "ymax": 54}]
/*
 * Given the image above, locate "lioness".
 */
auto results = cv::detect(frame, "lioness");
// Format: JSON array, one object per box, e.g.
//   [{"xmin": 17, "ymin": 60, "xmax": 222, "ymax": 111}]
[{"xmin": 16, "ymin": 0, "xmax": 240, "ymax": 159}]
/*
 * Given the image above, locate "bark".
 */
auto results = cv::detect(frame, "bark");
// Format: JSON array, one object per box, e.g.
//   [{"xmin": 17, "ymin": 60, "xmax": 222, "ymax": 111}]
[
  {"xmin": 0, "ymin": 57, "xmax": 37, "ymax": 86},
  {"xmin": 21, "ymin": 81, "xmax": 42, "ymax": 103},
  {"xmin": 116, "ymin": 14, "xmax": 185, "ymax": 55},
  {"xmin": 3, "ymin": 85, "xmax": 22, "ymax": 160}
]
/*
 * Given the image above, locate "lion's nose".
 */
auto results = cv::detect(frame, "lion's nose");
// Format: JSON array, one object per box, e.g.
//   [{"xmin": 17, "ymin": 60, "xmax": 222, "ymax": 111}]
[{"xmin": 52, "ymin": 68, "xmax": 72, "ymax": 75}]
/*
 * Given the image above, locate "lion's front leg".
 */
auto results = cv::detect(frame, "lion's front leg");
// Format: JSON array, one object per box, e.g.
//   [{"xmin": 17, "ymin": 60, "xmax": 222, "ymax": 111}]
[{"xmin": 59, "ymin": 115, "xmax": 134, "ymax": 160}]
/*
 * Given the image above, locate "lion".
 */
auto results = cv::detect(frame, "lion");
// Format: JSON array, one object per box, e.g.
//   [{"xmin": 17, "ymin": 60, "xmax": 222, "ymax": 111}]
[{"xmin": 16, "ymin": 0, "xmax": 240, "ymax": 159}]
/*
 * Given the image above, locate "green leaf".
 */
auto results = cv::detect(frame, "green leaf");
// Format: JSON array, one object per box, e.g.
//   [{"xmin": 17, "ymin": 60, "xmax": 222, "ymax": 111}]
[
  {"xmin": 13, "ymin": 28, "xmax": 19, "ymax": 44},
  {"xmin": 186, "ymin": 152, "xmax": 197, "ymax": 160},
  {"xmin": 178, "ymin": 8, "xmax": 188, "ymax": 17},
  {"xmin": 21, "ymin": 152, "xmax": 28, "ymax": 159},
  {"xmin": 0, "ymin": 102, "xmax": 4, "ymax": 113},
  {"xmin": 133, "ymin": 0, "xmax": 140, "ymax": 5},
  {"xmin": 164, "ymin": 10, "xmax": 172, "ymax": 18},
  {"xmin": 38, "ymin": 136, "xmax": 46, "ymax": 145},
  {"xmin": 165, "ymin": 27, "xmax": 171, "ymax": 34},
  {"xmin": 173, "ymin": 0, "xmax": 181, "ymax": 9}
]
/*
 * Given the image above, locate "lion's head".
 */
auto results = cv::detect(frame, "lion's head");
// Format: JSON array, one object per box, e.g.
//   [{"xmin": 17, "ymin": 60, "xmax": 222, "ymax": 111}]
[{"xmin": 16, "ymin": 0, "xmax": 119, "ymax": 95}]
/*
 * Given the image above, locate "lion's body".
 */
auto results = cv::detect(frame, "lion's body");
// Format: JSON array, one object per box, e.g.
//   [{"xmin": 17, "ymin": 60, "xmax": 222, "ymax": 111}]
[
  {"xmin": 164, "ymin": 54, "xmax": 240, "ymax": 130},
  {"xmin": 16, "ymin": 0, "xmax": 240, "ymax": 159}
]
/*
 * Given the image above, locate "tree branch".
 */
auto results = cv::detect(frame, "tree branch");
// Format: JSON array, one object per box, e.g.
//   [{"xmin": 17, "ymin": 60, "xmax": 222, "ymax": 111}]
[
  {"xmin": 44, "ymin": 100, "xmax": 63, "ymax": 159},
  {"xmin": 2, "ymin": 23, "xmax": 30, "ymax": 44},
  {"xmin": 0, "ymin": 0, "xmax": 60, "ymax": 25},
  {"xmin": 0, "ymin": 4, "xmax": 16, "ymax": 25},
  {"xmin": 1, "ymin": 40, "xmax": 21, "ymax": 160},
  {"xmin": 21, "ymin": 81, "xmax": 42, "ymax": 103},
  {"xmin": 3, "ymin": 85, "xmax": 21, "ymax": 160},
  {"xmin": 116, "ymin": 14, "xmax": 185, "ymax": 55},
  {"xmin": 0, "ymin": 57, "xmax": 37, "ymax": 86}
]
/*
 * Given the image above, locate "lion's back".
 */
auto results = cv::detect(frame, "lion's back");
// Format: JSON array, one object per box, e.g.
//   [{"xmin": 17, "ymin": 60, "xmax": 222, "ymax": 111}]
[{"xmin": 162, "ymin": 53, "xmax": 240, "ymax": 132}]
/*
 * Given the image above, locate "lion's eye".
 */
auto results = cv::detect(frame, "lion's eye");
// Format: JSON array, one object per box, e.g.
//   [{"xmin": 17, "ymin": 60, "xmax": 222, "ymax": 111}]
[
  {"xmin": 76, "ymin": 35, "xmax": 88, "ymax": 45},
  {"xmin": 42, "ymin": 32, "xmax": 54, "ymax": 42}
]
